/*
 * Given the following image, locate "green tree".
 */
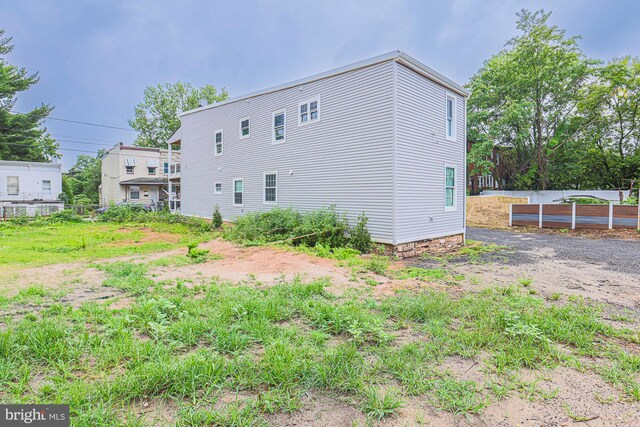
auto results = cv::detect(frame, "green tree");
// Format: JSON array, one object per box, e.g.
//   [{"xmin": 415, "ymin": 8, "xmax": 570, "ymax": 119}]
[
  {"xmin": 63, "ymin": 150, "xmax": 104, "ymax": 203},
  {"xmin": 0, "ymin": 28, "xmax": 58, "ymax": 161},
  {"xmin": 467, "ymin": 10, "xmax": 595, "ymax": 190},
  {"xmin": 575, "ymin": 57, "xmax": 640, "ymax": 191},
  {"xmin": 129, "ymin": 82, "xmax": 228, "ymax": 148}
]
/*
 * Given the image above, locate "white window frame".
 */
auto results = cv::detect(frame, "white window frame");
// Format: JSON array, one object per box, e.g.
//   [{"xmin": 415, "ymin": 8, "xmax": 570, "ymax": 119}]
[
  {"xmin": 263, "ymin": 171, "xmax": 278, "ymax": 204},
  {"xmin": 214, "ymin": 129, "xmax": 223, "ymax": 157},
  {"xmin": 148, "ymin": 167, "xmax": 156, "ymax": 175},
  {"xmin": 444, "ymin": 165, "xmax": 457, "ymax": 212},
  {"xmin": 445, "ymin": 92, "xmax": 457, "ymax": 142},
  {"xmin": 298, "ymin": 95, "xmax": 321, "ymax": 127},
  {"xmin": 125, "ymin": 166, "xmax": 135, "ymax": 174},
  {"xmin": 7, "ymin": 176, "xmax": 19, "ymax": 195},
  {"xmin": 272, "ymin": 109, "xmax": 286, "ymax": 144},
  {"xmin": 233, "ymin": 178, "xmax": 244, "ymax": 207},
  {"xmin": 214, "ymin": 181, "xmax": 223, "ymax": 195},
  {"xmin": 163, "ymin": 162, "xmax": 169, "ymax": 174},
  {"xmin": 42, "ymin": 180, "xmax": 51, "ymax": 195},
  {"xmin": 239, "ymin": 116, "xmax": 250, "ymax": 139}
]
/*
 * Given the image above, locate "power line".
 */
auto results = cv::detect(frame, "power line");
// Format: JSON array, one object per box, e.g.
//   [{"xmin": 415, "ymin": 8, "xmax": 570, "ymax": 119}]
[
  {"xmin": 0, "ymin": 141, "xmax": 177, "ymax": 159},
  {"xmin": 10, "ymin": 111, "xmax": 136, "ymax": 132},
  {"xmin": 47, "ymin": 116, "xmax": 136, "ymax": 132}
]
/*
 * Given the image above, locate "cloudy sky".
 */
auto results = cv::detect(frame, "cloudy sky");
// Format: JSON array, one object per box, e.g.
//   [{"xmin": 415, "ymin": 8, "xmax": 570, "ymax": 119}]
[{"xmin": 4, "ymin": 0, "xmax": 640, "ymax": 169}]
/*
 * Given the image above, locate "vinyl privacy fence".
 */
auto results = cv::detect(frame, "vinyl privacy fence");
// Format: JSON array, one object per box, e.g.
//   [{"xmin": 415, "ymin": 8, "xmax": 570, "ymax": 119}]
[{"xmin": 510, "ymin": 203, "xmax": 640, "ymax": 230}]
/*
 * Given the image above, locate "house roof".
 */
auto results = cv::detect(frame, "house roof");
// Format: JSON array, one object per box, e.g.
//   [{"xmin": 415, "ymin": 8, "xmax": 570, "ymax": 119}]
[
  {"xmin": 119, "ymin": 177, "xmax": 167, "ymax": 185},
  {"xmin": 0, "ymin": 160, "xmax": 62, "ymax": 169},
  {"xmin": 180, "ymin": 50, "xmax": 469, "ymax": 118}
]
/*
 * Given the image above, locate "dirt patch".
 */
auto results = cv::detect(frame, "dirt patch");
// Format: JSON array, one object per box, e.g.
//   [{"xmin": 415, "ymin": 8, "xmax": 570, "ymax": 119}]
[
  {"xmin": 148, "ymin": 240, "xmax": 361, "ymax": 294},
  {"xmin": 467, "ymin": 195, "xmax": 529, "ymax": 228}
]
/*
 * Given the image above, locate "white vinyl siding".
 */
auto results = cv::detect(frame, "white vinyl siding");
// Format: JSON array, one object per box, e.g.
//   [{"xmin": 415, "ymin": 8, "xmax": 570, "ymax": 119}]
[
  {"xmin": 7, "ymin": 176, "xmax": 19, "ymax": 195},
  {"xmin": 180, "ymin": 59, "xmax": 467, "ymax": 244},
  {"xmin": 395, "ymin": 63, "xmax": 465, "ymax": 243},
  {"xmin": 240, "ymin": 117, "xmax": 250, "ymax": 139},
  {"xmin": 272, "ymin": 110, "xmax": 286, "ymax": 144},
  {"xmin": 264, "ymin": 172, "xmax": 277, "ymax": 204},
  {"xmin": 215, "ymin": 129, "xmax": 223, "ymax": 156},
  {"xmin": 233, "ymin": 178, "xmax": 244, "ymax": 206}
]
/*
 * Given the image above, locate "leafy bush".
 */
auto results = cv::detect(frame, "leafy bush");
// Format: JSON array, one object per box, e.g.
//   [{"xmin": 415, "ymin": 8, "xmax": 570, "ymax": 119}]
[
  {"xmin": 186, "ymin": 242, "xmax": 209, "ymax": 263},
  {"xmin": 211, "ymin": 205, "xmax": 223, "ymax": 229},
  {"xmin": 225, "ymin": 206, "xmax": 350, "ymax": 248},
  {"xmin": 46, "ymin": 209, "xmax": 83, "ymax": 223},
  {"xmin": 350, "ymin": 212, "xmax": 372, "ymax": 253},
  {"xmin": 560, "ymin": 197, "xmax": 609, "ymax": 205}
]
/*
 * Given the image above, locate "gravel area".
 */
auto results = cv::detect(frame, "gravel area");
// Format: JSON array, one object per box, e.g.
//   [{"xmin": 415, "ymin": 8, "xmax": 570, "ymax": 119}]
[{"xmin": 466, "ymin": 227, "xmax": 640, "ymax": 275}]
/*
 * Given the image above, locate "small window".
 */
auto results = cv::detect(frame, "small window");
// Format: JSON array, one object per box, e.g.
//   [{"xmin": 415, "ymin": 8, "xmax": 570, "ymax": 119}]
[
  {"xmin": 298, "ymin": 95, "xmax": 321, "ymax": 126},
  {"xmin": 273, "ymin": 110, "xmax": 286, "ymax": 143},
  {"xmin": 215, "ymin": 129, "xmax": 223, "ymax": 156},
  {"xmin": 239, "ymin": 117, "xmax": 250, "ymax": 139},
  {"xmin": 215, "ymin": 182, "xmax": 222, "ymax": 195},
  {"xmin": 148, "ymin": 167, "xmax": 156, "ymax": 175},
  {"xmin": 233, "ymin": 179, "xmax": 244, "ymax": 206},
  {"xmin": 7, "ymin": 176, "xmax": 19, "ymax": 195},
  {"xmin": 126, "ymin": 166, "xmax": 134, "ymax": 174},
  {"xmin": 264, "ymin": 172, "xmax": 277, "ymax": 204},
  {"xmin": 42, "ymin": 180, "xmax": 51, "ymax": 194},
  {"xmin": 163, "ymin": 162, "xmax": 169, "ymax": 174},
  {"xmin": 445, "ymin": 166, "xmax": 456, "ymax": 211},
  {"xmin": 130, "ymin": 186, "xmax": 140, "ymax": 200},
  {"xmin": 446, "ymin": 93, "xmax": 456, "ymax": 141}
]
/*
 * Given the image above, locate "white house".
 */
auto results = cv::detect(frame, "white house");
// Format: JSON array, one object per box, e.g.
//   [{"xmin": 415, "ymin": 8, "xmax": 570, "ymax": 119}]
[
  {"xmin": 99, "ymin": 143, "xmax": 180, "ymax": 208},
  {"xmin": 170, "ymin": 51, "xmax": 469, "ymax": 256},
  {"xmin": 0, "ymin": 160, "xmax": 64, "ymax": 217}
]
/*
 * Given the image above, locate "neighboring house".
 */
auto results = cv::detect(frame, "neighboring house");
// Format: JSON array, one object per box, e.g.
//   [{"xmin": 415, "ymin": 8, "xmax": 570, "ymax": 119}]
[
  {"xmin": 0, "ymin": 160, "xmax": 64, "ymax": 217},
  {"xmin": 466, "ymin": 141, "xmax": 508, "ymax": 195},
  {"xmin": 166, "ymin": 129, "xmax": 182, "ymax": 212},
  {"xmin": 173, "ymin": 51, "xmax": 469, "ymax": 256},
  {"xmin": 99, "ymin": 143, "xmax": 180, "ymax": 207}
]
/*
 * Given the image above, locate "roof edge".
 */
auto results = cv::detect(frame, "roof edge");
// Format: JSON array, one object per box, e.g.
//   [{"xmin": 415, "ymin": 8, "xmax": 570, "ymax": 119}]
[{"xmin": 180, "ymin": 50, "xmax": 469, "ymax": 118}]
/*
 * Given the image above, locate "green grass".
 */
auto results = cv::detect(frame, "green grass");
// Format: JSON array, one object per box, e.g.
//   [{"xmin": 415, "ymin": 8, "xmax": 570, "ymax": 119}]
[
  {"xmin": 0, "ymin": 221, "xmax": 210, "ymax": 269},
  {"xmin": 1, "ymin": 265, "xmax": 639, "ymax": 425}
]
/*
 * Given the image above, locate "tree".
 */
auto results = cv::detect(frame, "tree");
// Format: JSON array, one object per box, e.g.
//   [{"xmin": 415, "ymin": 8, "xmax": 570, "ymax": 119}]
[
  {"xmin": 0, "ymin": 28, "xmax": 58, "ymax": 161},
  {"xmin": 575, "ymin": 57, "xmax": 640, "ymax": 191},
  {"xmin": 467, "ymin": 10, "xmax": 595, "ymax": 190},
  {"xmin": 129, "ymin": 82, "xmax": 228, "ymax": 148},
  {"xmin": 63, "ymin": 150, "xmax": 104, "ymax": 203}
]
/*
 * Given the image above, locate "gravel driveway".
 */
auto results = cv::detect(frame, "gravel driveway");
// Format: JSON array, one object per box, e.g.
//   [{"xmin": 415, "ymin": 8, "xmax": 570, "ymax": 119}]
[
  {"xmin": 466, "ymin": 227, "xmax": 640, "ymax": 275},
  {"xmin": 412, "ymin": 227, "xmax": 640, "ymax": 311}
]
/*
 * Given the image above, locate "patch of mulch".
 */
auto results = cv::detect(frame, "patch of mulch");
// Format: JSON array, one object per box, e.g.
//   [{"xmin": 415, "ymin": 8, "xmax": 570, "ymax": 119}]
[{"xmin": 509, "ymin": 225, "xmax": 640, "ymax": 240}]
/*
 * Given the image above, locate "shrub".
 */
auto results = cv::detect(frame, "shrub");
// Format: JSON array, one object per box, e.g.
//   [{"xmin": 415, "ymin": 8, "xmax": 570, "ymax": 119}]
[
  {"xmin": 211, "ymin": 205, "xmax": 223, "ymax": 229},
  {"xmin": 186, "ymin": 242, "xmax": 209, "ymax": 263},
  {"xmin": 46, "ymin": 209, "xmax": 83, "ymax": 224},
  {"xmin": 225, "ymin": 206, "xmax": 349, "ymax": 248},
  {"xmin": 350, "ymin": 212, "xmax": 372, "ymax": 253}
]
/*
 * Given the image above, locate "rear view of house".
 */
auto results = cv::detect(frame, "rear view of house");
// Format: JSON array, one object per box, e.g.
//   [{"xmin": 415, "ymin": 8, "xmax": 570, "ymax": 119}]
[
  {"xmin": 0, "ymin": 160, "xmax": 64, "ymax": 217},
  {"xmin": 175, "ymin": 51, "xmax": 468, "ymax": 256},
  {"xmin": 99, "ymin": 143, "xmax": 180, "ymax": 208}
]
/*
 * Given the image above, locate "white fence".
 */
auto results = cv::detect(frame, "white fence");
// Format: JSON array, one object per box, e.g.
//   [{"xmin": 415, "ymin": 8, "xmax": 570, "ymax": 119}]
[{"xmin": 482, "ymin": 190, "xmax": 635, "ymax": 204}]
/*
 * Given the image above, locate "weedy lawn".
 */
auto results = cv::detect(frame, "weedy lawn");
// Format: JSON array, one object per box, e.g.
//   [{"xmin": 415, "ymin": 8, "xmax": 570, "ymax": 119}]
[{"xmin": 1, "ymin": 217, "xmax": 639, "ymax": 425}]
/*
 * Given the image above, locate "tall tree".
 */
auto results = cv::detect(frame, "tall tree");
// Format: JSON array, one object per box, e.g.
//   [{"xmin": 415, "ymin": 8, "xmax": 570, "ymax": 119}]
[
  {"xmin": 62, "ymin": 150, "xmax": 105, "ymax": 204},
  {"xmin": 0, "ymin": 28, "xmax": 58, "ymax": 161},
  {"xmin": 129, "ymin": 82, "xmax": 228, "ymax": 148},
  {"xmin": 575, "ymin": 57, "xmax": 640, "ymax": 191},
  {"xmin": 467, "ymin": 10, "xmax": 595, "ymax": 190}
]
